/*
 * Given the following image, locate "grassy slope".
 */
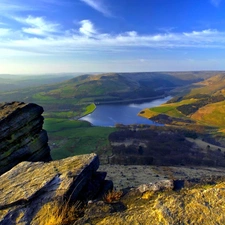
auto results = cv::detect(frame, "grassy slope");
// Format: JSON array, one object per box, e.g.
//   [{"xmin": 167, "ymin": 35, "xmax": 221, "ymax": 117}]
[
  {"xmin": 185, "ymin": 75, "xmax": 225, "ymax": 130},
  {"xmin": 139, "ymin": 99, "xmax": 197, "ymax": 119},
  {"xmin": 44, "ymin": 118, "xmax": 117, "ymax": 160},
  {"xmin": 2, "ymin": 72, "xmax": 224, "ymax": 160},
  {"xmin": 139, "ymin": 74, "xmax": 225, "ymax": 132},
  {"xmin": 42, "ymin": 73, "xmax": 139, "ymax": 101},
  {"xmin": 0, "ymin": 72, "xmax": 207, "ymax": 115},
  {"xmin": 0, "ymin": 74, "xmax": 79, "ymax": 92},
  {"xmin": 191, "ymin": 100, "xmax": 225, "ymax": 126}
]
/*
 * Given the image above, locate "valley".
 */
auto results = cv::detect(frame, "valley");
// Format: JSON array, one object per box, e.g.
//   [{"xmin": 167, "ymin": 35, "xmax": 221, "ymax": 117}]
[
  {"xmin": 139, "ymin": 73, "xmax": 225, "ymax": 133},
  {"xmin": 1, "ymin": 71, "xmax": 225, "ymax": 176},
  {"xmin": 79, "ymin": 96, "xmax": 171, "ymax": 126},
  {"xmin": 2, "ymin": 1, "xmax": 225, "ymax": 223},
  {"xmin": 2, "ymin": 71, "xmax": 225, "ymax": 224}
]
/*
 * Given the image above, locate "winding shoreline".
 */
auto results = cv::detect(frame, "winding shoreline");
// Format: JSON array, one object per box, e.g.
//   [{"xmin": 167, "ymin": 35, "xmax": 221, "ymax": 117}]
[
  {"xmin": 78, "ymin": 96, "xmax": 171, "ymax": 127},
  {"xmin": 94, "ymin": 95, "xmax": 167, "ymax": 105}
]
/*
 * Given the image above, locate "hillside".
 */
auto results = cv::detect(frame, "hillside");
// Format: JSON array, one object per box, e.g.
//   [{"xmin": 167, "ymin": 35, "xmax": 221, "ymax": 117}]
[
  {"xmin": 0, "ymin": 73, "xmax": 82, "ymax": 92},
  {"xmin": 139, "ymin": 73, "xmax": 225, "ymax": 132},
  {"xmin": 1, "ymin": 71, "xmax": 223, "ymax": 164},
  {"xmin": 0, "ymin": 71, "xmax": 220, "ymax": 119}
]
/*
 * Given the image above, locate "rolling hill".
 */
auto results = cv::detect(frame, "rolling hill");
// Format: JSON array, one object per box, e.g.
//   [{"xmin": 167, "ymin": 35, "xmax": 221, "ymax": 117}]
[
  {"xmin": 0, "ymin": 73, "xmax": 83, "ymax": 92},
  {"xmin": 0, "ymin": 71, "xmax": 222, "ymax": 119},
  {"xmin": 139, "ymin": 73, "xmax": 225, "ymax": 131}
]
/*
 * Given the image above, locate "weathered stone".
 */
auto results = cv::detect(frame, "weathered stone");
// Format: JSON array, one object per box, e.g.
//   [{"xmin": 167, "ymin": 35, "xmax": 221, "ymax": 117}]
[
  {"xmin": 137, "ymin": 179, "xmax": 174, "ymax": 193},
  {"xmin": 74, "ymin": 201, "xmax": 127, "ymax": 225},
  {"xmin": 0, "ymin": 102, "xmax": 51, "ymax": 175},
  {"xmin": 79, "ymin": 180, "xmax": 225, "ymax": 225},
  {"xmin": 0, "ymin": 153, "xmax": 100, "ymax": 225}
]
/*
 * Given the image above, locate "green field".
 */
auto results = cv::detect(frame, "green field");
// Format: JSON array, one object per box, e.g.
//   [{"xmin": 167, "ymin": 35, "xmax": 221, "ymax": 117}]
[
  {"xmin": 44, "ymin": 118, "xmax": 117, "ymax": 160},
  {"xmin": 140, "ymin": 99, "xmax": 197, "ymax": 119},
  {"xmin": 82, "ymin": 103, "xmax": 96, "ymax": 115}
]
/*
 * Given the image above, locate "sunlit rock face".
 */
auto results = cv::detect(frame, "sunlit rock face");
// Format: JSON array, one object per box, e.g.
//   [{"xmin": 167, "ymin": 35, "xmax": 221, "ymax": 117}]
[
  {"xmin": 76, "ymin": 179, "xmax": 225, "ymax": 225},
  {"xmin": 0, "ymin": 153, "xmax": 103, "ymax": 225},
  {"xmin": 0, "ymin": 101, "xmax": 51, "ymax": 175}
]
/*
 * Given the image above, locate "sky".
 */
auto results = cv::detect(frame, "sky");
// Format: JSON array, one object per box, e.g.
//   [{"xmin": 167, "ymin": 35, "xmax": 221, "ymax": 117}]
[{"xmin": 1, "ymin": 0, "xmax": 225, "ymax": 74}]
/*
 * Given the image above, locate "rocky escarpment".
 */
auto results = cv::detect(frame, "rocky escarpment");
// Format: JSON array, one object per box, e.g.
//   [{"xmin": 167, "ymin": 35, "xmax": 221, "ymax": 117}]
[
  {"xmin": 0, "ymin": 102, "xmax": 51, "ymax": 175},
  {"xmin": 0, "ymin": 153, "xmax": 109, "ymax": 225}
]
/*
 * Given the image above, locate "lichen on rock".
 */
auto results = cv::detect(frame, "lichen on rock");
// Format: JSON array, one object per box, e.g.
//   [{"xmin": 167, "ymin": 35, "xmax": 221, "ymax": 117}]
[
  {"xmin": 0, "ymin": 153, "xmax": 102, "ymax": 225},
  {"xmin": 0, "ymin": 101, "xmax": 51, "ymax": 175}
]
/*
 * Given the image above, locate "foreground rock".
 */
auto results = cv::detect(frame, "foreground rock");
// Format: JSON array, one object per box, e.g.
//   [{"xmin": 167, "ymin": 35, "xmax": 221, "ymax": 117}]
[
  {"xmin": 0, "ymin": 153, "xmax": 108, "ymax": 225},
  {"xmin": 76, "ymin": 178, "xmax": 225, "ymax": 224},
  {"xmin": 0, "ymin": 102, "xmax": 51, "ymax": 175}
]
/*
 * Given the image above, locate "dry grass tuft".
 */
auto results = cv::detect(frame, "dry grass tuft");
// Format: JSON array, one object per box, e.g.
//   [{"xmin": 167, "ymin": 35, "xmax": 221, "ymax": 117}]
[
  {"xmin": 43, "ymin": 199, "xmax": 82, "ymax": 225},
  {"xmin": 103, "ymin": 189, "xmax": 123, "ymax": 203}
]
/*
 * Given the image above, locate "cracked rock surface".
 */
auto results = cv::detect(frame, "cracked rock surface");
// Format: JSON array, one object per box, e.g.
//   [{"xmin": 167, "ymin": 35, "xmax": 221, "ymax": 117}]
[{"xmin": 0, "ymin": 153, "xmax": 100, "ymax": 225}]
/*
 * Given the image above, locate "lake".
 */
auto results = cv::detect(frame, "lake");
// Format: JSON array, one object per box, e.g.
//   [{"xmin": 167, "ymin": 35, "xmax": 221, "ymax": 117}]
[{"xmin": 80, "ymin": 96, "xmax": 171, "ymax": 127}]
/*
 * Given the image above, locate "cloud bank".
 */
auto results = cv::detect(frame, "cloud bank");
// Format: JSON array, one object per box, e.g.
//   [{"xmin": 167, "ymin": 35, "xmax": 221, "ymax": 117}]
[{"xmin": 1, "ymin": 17, "xmax": 225, "ymax": 57}]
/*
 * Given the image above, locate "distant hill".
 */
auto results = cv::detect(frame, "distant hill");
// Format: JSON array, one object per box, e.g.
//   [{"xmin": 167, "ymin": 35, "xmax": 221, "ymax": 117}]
[
  {"xmin": 139, "ymin": 72, "xmax": 225, "ymax": 130},
  {"xmin": 0, "ymin": 73, "xmax": 83, "ymax": 92},
  {"xmin": 2, "ymin": 71, "xmax": 217, "ymax": 100},
  {"xmin": 0, "ymin": 71, "xmax": 223, "ymax": 119}
]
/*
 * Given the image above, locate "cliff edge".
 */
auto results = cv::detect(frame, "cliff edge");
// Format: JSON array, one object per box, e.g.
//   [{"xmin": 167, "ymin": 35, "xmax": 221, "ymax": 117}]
[{"xmin": 0, "ymin": 102, "xmax": 51, "ymax": 175}]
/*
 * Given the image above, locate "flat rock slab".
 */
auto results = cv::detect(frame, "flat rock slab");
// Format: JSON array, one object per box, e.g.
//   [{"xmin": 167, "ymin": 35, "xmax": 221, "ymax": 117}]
[{"xmin": 0, "ymin": 153, "xmax": 99, "ymax": 224}]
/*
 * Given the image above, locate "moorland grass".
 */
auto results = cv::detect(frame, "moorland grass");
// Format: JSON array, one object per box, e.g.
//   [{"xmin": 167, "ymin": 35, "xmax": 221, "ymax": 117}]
[
  {"xmin": 140, "ymin": 99, "xmax": 197, "ymax": 119},
  {"xmin": 43, "ymin": 103, "xmax": 96, "ymax": 119},
  {"xmin": 44, "ymin": 118, "xmax": 117, "ymax": 160},
  {"xmin": 191, "ymin": 100, "xmax": 225, "ymax": 127},
  {"xmin": 82, "ymin": 103, "xmax": 96, "ymax": 116},
  {"xmin": 44, "ymin": 111, "xmax": 80, "ymax": 119},
  {"xmin": 44, "ymin": 118, "xmax": 90, "ymax": 132}
]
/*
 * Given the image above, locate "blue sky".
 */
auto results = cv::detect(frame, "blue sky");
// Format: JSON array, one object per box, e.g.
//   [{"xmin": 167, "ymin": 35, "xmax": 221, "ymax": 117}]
[{"xmin": 1, "ymin": 0, "xmax": 225, "ymax": 74}]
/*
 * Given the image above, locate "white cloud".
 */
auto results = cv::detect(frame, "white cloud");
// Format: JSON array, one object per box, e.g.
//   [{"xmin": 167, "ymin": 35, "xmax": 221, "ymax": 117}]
[
  {"xmin": 80, "ymin": 0, "xmax": 112, "ymax": 17},
  {"xmin": 0, "ymin": 28, "xmax": 11, "ymax": 37},
  {"xmin": 14, "ymin": 16, "xmax": 60, "ymax": 36},
  {"xmin": 126, "ymin": 31, "xmax": 137, "ymax": 37},
  {"xmin": 210, "ymin": 0, "xmax": 222, "ymax": 7},
  {"xmin": 79, "ymin": 20, "xmax": 97, "ymax": 37},
  {"xmin": 1, "ymin": 19, "xmax": 225, "ymax": 58}
]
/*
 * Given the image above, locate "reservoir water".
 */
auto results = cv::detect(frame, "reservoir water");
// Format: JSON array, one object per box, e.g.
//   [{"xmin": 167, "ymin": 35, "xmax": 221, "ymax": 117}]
[{"xmin": 80, "ymin": 96, "xmax": 171, "ymax": 127}]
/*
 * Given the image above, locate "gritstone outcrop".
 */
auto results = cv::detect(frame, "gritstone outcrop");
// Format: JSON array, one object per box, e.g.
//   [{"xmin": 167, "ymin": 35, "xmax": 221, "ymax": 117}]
[
  {"xmin": 0, "ymin": 101, "xmax": 51, "ymax": 175},
  {"xmin": 0, "ymin": 153, "xmax": 106, "ymax": 225},
  {"xmin": 76, "ymin": 179, "xmax": 225, "ymax": 225}
]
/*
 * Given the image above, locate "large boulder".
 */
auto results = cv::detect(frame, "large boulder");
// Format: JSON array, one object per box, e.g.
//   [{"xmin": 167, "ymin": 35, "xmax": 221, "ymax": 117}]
[
  {"xmin": 0, "ymin": 102, "xmax": 51, "ymax": 175},
  {"xmin": 0, "ymin": 153, "xmax": 106, "ymax": 225}
]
